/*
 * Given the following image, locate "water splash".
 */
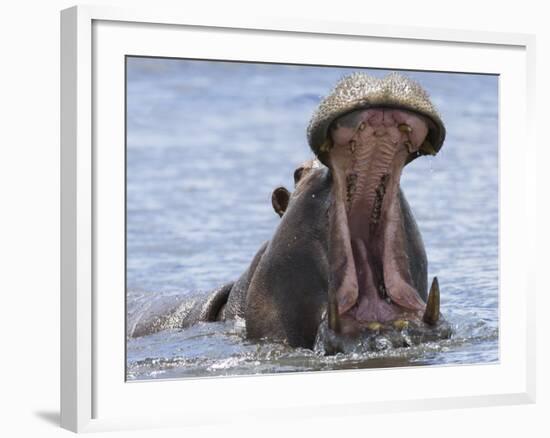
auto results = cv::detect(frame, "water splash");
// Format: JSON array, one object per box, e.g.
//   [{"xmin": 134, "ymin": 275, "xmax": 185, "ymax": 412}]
[{"xmin": 126, "ymin": 311, "xmax": 498, "ymax": 381}]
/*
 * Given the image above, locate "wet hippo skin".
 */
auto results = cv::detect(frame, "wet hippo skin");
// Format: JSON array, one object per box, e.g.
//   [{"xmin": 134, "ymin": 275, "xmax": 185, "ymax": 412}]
[{"xmin": 180, "ymin": 73, "xmax": 451, "ymax": 351}]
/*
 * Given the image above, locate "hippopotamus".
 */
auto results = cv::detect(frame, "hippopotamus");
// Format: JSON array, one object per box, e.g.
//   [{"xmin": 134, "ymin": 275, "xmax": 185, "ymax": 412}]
[{"xmin": 178, "ymin": 72, "xmax": 451, "ymax": 353}]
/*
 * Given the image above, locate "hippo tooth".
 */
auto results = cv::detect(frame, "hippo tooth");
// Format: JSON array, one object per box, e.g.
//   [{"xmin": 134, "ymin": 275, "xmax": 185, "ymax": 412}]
[
  {"xmin": 366, "ymin": 321, "xmax": 382, "ymax": 331},
  {"xmin": 423, "ymin": 276, "xmax": 440, "ymax": 325},
  {"xmin": 319, "ymin": 139, "xmax": 332, "ymax": 153},
  {"xmin": 398, "ymin": 123, "xmax": 413, "ymax": 133},
  {"xmin": 393, "ymin": 319, "xmax": 409, "ymax": 330},
  {"xmin": 328, "ymin": 294, "xmax": 341, "ymax": 334},
  {"xmin": 421, "ymin": 140, "xmax": 437, "ymax": 156}
]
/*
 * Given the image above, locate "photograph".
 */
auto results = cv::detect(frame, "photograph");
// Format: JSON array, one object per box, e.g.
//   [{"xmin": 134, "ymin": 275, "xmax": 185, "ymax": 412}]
[
  {"xmin": 124, "ymin": 57, "xmax": 499, "ymax": 381},
  {"xmin": 1, "ymin": 0, "xmax": 543, "ymax": 435}
]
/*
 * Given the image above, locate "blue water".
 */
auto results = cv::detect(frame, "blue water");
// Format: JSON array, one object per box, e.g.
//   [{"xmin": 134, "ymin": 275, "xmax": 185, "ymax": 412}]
[{"xmin": 125, "ymin": 57, "xmax": 499, "ymax": 380}]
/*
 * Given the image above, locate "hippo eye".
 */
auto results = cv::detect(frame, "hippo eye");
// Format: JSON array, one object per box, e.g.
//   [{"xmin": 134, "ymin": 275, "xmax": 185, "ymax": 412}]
[{"xmin": 294, "ymin": 167, "xmax": 305, "ymax": 185}]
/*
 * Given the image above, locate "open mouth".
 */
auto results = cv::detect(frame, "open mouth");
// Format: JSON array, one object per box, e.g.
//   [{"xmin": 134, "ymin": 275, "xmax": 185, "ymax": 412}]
[{"xmin": 324, "ymin": 107, "xmax": 439, "ymax": 335}]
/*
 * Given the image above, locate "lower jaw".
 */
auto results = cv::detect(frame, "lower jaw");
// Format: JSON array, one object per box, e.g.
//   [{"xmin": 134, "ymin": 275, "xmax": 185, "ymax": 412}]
[
  {"xmin": 316, "ymin": 311, "xmax": 451, "ymax": 355},
  {"xmin": 337, "ymin": 232, "xmax": 425, "ymax": 335}
]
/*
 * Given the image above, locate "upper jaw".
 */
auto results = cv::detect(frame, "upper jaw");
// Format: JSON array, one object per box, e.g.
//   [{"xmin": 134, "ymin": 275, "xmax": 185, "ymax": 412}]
[
  {"xmin": 329, "ymin": 106, "xmax": 430, "ymax": 155},
  {"xmin": 307, "ymin": 72, "xmax": 446, "ymax": 165}
]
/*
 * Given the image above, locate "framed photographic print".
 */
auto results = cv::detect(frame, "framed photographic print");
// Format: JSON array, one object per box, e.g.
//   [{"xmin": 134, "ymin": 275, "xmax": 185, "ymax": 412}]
[{"xmin": 61, "ymin": 5, "xmax": 536, "ymax": 433}]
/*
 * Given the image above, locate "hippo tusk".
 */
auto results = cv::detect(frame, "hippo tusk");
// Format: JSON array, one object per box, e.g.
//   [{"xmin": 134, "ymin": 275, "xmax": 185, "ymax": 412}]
[
  {"xmin": 421, "ymin": 140, "xmax": 438, "ymax": 156},
  {"xmin": 423, "ymin": 276, "xmax": 440, "ymax": 325}
]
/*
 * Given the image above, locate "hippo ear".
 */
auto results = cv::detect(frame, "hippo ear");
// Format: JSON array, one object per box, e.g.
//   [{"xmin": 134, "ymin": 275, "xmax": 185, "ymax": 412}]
[
  {"xmin": 293, "ymin": 166, "xmax": 305, "ymax": 185},
  {"xmin": 272, "ymin": 186, "xmax": 290, "ymax": 218}
]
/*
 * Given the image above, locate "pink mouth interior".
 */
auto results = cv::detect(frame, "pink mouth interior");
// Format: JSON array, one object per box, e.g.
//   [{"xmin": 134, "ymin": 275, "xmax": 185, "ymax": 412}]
[{"xmin": 326, "ymin": 107, "xmax": 429, "ymax": 328}]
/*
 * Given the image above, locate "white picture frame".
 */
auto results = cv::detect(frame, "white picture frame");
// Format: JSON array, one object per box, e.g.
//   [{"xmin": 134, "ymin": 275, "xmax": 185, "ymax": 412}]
[{"xmin": 60, "ymin": 4, "xmax": 536, "ymax": 433}]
